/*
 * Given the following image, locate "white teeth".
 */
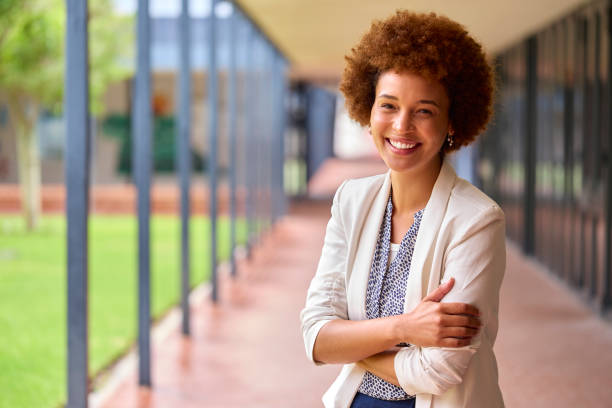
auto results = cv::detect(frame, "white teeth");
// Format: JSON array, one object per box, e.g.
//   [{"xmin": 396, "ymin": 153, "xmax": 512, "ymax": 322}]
[{"xmin": 389, "ymin": 139, "xmax": 417, "ymax": 149}]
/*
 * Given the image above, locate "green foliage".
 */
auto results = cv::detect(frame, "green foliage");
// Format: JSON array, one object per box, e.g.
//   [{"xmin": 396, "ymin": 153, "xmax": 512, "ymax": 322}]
[
  {"xmin": 88, "ymin": 0, "xmax": 133, "ymax": 113},
  {"xmin": 0, "ymin": 0, "xmax": 133, "ymax": 113},
  {"xmin": 101, "ymin": 114, "xmax": 206, "ymax": 175},
  {"xmin": 0, "ymin": 214, "xmax": 248, "ymax": 407},
  {"xmin": 0, "ymin": 0, "xmax": 64, "ymax": 108}
]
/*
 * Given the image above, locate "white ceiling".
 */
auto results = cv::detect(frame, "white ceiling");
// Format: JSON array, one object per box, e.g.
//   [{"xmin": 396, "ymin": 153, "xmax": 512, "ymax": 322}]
[{"xmin": 237, "ymin": 0, "xmax": 589, "ymax": 81}]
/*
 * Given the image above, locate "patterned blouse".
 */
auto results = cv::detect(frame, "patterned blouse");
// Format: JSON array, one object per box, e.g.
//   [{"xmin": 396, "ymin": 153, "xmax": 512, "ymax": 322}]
[{"xmin": 357, "ymin": 194, "xmax": 423, "ymax": 400}]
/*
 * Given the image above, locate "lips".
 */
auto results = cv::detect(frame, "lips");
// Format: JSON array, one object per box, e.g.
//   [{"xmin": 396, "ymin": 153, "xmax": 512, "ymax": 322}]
[
  {"xmin": 388, "ymin": 139, "xmax": 417, "ymax": 149},
  {"xmin": 386, "ymin": 138, "xmax": 420, "ymax": 153}
]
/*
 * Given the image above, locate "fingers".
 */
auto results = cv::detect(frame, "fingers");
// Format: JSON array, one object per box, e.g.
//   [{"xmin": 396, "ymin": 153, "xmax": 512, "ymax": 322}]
[
  {"xmin": 437, "ymin": 326, "xmax": 480, "ymax": 348},
  {"xmin": 441, "ymin": 314, "xmax": 481, "ymax": 329},
  {"xmin": 441, "ymin": 326, "xmax": 480, "ymax": 338},
  {"xmin": 440, "ymin": 302, "xmax": 480, "ymax": 317},
  {"xmin": 423, "ymin": 277, "xmax": 455, "ymax": 302}
]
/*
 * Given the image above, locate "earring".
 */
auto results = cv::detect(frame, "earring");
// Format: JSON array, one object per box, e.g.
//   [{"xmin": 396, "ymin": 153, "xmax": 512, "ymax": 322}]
[{"xmin": 447, "ymin": 133, "xmax": 454, "ymax": 148}]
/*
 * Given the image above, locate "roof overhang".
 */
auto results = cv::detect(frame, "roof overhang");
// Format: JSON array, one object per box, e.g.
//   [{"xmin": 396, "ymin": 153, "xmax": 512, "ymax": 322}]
[{"xmin": 237, "ymin": 0, "xmax": 589, "ymax": 83}]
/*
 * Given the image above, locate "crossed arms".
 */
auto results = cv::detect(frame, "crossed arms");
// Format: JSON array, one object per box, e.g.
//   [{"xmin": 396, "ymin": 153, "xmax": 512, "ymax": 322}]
[{"xmin": 300, "ymin": 193, "xmax": 505, "ymax": 395}]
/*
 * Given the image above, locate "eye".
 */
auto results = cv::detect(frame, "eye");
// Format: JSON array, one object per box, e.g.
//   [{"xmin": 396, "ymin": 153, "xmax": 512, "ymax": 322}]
[
  {"xmin": 380, "ymin": 103, "xmax": 396, "ymax": 110},
  {"xmin": 417, "ymin": 108, "xmax": 433, "ymax": 115}
]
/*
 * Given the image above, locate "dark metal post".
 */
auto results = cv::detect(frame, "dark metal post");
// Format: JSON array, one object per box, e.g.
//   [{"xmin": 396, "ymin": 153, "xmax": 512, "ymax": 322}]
[
  {"xmin": 178, "ymin": 0, "xmax": 191, "ymax": 334},
  {"xmin": 228, "ymin": 1, "xmax": 238, "ymax": 277},
  {"xmin": 260, "ymin": 43, "xmax": 268, "ymax": 233},
  {"xmin": 274, "ymin": 53, "xmax": 287, "ymax": 221},
  {"xmin": 563, "ymin": 20, "xmax": 575, "ymax": 284},
  {"xmin": 251, "ymin": 33, "xmax": 260, "ymax": 243},
  {"xmin": 603, "ymin": 5, "xmax": 612, "ymax": 309},
  {"xmin": 279, "ymin": 56, "xmax": 287, "ymax": 220},
  {"xmin": 265, "ymin": 45, "xmax": 273, "ymax": 231},
  {"xmin": 134, "ymin": 0, "xmax": 152, "ymax": 386},
  {"xmin": 65, "ymin": 0, "xmax": 90, "ymax": 406},
  {"xmin": 591, "ymin": 13, "xmax": 602, "ymax": 299},
  {"xmin": 271, "ymin": 51, "xmax": 280, "ymax": 224},
  {"xmin": 245, "ymin": 24, "xmax": 256, "ymax": 257},
  {"xmin": 524, "ymin": 36, "xmax": 537, "ymax": 255},
  {"xmin": 254, "ymin": 36, "xmax": 263, "ymax": 238},
  {"xmin": 208, "ymin": 0, "xmax": 219, "ymax": 301}
]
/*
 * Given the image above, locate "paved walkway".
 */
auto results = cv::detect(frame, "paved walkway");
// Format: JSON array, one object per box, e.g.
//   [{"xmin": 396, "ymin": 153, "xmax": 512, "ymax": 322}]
[
  {"xmin": 0, "ymin": 183, "xmax": 243, "ymax": 214},
  {"xmin": 96, "ymin": 159, "xmax": 612, "ymax": 408}
]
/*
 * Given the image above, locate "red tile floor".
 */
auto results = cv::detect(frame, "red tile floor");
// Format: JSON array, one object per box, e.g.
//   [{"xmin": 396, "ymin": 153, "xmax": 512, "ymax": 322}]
[{"xmin": 95, "ymin": 159, "xmax": 612, "ymax": 408}]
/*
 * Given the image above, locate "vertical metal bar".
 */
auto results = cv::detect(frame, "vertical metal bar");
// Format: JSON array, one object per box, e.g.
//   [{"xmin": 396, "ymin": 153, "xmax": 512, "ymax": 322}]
[
  {"xmin": 261, "ymin": 41, "xmax": 267, "ymax": 232},
  {"xmin": 591, "ymin": 12, "xmax": 601, "ymax": 299},
  {"xmin": 257, "ymin": 36, "xmax": 264, "ymax": 238},
  {"xmin": 268, "ymin": 48, "xmax": 276, "ymax": 227},
  {"xmin": 603, "ymin": 4, "xmax": 612, "ymax": 309},
  {"xmin": 257, "ymin": 38, "xmax": 264, "ymax": 236},
  {"xmin": 208, "ymin": 0, "xmax": 219, "ymax": 301},
  {"xmin": 563, "ymin": 18, "xmax": 575, "ymax": 284},
  {"xmin": 134, "ymin": 0, "xmax": 152, "ymax": 387},
  {"xmin": 579, "ymin": 16, "xmax": 589, "ymax": 290},
  {"xmin": 245, "ymin": 24, "xmax": 255, "ymax": 257},
  {"xmin": 65, "ymin": 0, "xmax": 89, "ymax": 406},
  {"xmin": 228, "ymin": 1, "xmax": 238, "ymax": 277},
  {"xmin": 237, "ymin": 12, "xmax": 247, "ymax": 254},
  {"xmin": 524, "ymin": 36, "xmax": 537, "ymax": 255},
  {"xmin": 252, "ymin": 34, "xmax": 260, "ymax": 241},
  {"xmin": 178, "ymin": 0, "xmax": 191, "ymax": 335},
  {"xmin": 278, "ymin": 58, "xmax": 288, "ymax": 218},
  {"xmin": 272, "ymin": 52, "xmax": 281, "ymax": 224},
  {"xmin": 268, "ymin": 47, "xmax": 275, "ymax": 229}
]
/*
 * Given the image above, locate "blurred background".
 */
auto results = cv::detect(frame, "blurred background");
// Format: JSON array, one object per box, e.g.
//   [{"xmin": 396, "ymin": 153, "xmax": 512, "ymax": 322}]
[{"xmin": 1, "ymin": 0, "xmax": 612, "ymax": 407}]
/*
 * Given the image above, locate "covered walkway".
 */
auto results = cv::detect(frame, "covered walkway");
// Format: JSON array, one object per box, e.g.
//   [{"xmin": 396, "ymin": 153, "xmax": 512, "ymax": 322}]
[{"xmin": 93, "ymin": 158, "xmax": 612, "ymax": 408}]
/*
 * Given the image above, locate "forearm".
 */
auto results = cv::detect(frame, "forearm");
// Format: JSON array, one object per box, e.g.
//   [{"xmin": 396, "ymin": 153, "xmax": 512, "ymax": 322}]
[
  {"xmin": 312, "ymin": 316, "xmax": 401, "ymax": 364},
  {"xmin": 357, "ymin": 350, "xmax": 400, "ymax": 387},
  {"xmin": 394, "ymin": 345, "xmax": 476, "ymax": 395}
]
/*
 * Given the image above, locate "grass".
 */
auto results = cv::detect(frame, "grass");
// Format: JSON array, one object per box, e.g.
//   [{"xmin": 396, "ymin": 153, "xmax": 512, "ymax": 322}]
[{"xmin": 0, "ymin": 214, "xmax": 247, "ymax": 408}]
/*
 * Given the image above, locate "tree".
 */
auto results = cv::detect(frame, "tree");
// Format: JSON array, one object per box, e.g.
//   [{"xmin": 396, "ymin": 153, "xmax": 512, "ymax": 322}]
[{"xmin": 0, "ymin": 0, "xmax": 132, "ymax": 230}]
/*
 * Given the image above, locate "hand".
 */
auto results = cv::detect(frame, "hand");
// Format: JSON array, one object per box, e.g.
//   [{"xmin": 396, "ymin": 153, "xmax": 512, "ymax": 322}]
[{"xmin": 396, "ymin": 278, "xmax": 481, "ymax": 348}]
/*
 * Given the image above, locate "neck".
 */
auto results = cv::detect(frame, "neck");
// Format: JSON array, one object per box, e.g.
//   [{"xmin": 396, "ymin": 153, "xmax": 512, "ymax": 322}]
[{"xmin": 390, "ymin": 156, "xmax": 442, "ymax": 214}]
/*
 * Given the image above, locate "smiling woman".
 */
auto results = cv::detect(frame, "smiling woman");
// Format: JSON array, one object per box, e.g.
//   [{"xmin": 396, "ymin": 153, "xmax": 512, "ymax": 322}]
[{"xmin": 301, "ymin": 10, "xmax": 505, "ymax": 408}]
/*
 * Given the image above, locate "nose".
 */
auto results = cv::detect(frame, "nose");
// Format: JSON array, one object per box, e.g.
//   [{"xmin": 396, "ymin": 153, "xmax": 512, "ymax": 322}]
[{"xmin": 392, "ymin": 110, "xmax": 414, "ymax": 133}]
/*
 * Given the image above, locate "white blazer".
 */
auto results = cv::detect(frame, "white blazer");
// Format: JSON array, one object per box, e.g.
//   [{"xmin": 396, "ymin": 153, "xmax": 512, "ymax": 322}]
[{"xmin": 301, "ymin": 160, "xmax": 506, "ymax": 408}]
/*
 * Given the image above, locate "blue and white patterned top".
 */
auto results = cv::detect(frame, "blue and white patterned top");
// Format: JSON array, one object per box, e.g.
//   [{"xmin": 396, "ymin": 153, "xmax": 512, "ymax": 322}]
[{"xmin": 358, "ymin": 194, "xmax": 423, "ymax": 401}]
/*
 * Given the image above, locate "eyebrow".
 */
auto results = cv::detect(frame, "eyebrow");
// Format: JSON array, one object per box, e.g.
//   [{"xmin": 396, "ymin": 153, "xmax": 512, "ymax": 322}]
[{"xmin": 377, "ymin": 94, "xmax": 440, "ymax": 107}]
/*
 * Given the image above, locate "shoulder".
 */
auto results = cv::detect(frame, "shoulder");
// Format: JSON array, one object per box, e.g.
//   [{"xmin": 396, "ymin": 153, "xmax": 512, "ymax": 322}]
[
  {"xmin": 442, "ymin": 177, "xmax": 506, "ymax": 263},
  {"xmin": 331, "ymin": 172, "xmax": 388, "ymax": 229},
  {"xmin": 334, "ymin": 173, "xmax": 387, "ymax": 205},
  {"xmin": 447, "ymin": 177, "xmax": 505, "ymax": 226}
]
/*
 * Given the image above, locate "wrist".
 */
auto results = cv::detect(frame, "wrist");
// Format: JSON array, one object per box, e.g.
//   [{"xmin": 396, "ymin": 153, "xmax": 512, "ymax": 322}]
[{"xmin": 389, "ymin": 314, "xmax": 409, "ymax": 345}]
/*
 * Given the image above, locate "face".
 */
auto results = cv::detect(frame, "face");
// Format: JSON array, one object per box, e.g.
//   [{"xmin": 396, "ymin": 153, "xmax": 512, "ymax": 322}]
[{"xmin": 369, "ymin": 71, "xmax": 452, "ymax": 176}]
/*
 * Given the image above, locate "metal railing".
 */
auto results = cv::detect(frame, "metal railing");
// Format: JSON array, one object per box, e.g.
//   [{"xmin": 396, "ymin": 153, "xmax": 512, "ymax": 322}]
[{"xmin": 64, "ymin": 0, "xmax": 288, "ymax": 406}]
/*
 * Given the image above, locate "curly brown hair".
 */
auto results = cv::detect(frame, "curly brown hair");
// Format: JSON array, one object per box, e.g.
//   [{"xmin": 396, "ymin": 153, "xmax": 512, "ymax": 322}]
[{"xmin": 339, "ymin": 11, "xmax": 494, "ymax": 153}]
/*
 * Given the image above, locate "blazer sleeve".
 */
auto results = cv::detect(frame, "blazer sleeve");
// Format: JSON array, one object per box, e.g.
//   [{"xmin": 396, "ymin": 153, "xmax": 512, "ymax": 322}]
[
  {"xmin": 300, "ymin": 180, "xmax": 350, "ymax": 365},
  {"xmin": 394, "ymin": 205, "xmax": 506, "ymax": 395}
]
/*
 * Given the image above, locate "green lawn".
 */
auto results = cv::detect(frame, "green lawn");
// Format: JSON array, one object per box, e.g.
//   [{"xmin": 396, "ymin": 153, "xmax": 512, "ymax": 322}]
[{"xmin": 0, "ymin": 214, "xmax": 247, "ymax": 408}]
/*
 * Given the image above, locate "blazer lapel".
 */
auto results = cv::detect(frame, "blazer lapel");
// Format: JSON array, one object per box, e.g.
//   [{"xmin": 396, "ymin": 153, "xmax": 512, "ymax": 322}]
[
  {"xmin": 404, "ymin": 159, "xmax": 456, "ymax": 312},
  {"xmin": 347, "ymin": 171, "xmax": 392, "ymax": 321}
]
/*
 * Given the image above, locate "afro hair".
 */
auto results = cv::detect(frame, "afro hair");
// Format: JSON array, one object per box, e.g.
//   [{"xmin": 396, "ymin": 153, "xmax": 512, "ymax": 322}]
[{"xmin": 339, "ymin": 11, "xmax": 494, "ymax": 153}]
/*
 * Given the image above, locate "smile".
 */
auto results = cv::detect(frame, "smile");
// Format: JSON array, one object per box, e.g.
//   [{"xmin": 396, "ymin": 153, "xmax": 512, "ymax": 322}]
[
  {"xmin": 385, "ymin": 139, "xmax": 421, "ymax": 156},
  {"xmin": 388, "ymin": 139, "xmax": 417, "ymax": 149}
]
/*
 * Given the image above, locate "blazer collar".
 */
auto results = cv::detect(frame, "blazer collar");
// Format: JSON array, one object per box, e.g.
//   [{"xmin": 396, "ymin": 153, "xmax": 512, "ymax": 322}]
[
  {"xmin": 347, "ymin": 170, "xmax": 392, "ymax": 321},
  {"xmin": 404, "ymin": 159, "xmax": 456, "ymax": 312},
  {"xmin": 346, "ymin": 159, "xmax": 457, "ymax": 319}
]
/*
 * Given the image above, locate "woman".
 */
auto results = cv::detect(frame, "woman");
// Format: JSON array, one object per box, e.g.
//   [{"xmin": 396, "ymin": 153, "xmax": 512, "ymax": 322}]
[{"xmin": 300, "ymin": 11, "xmax": 506, "ymax": 408}]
